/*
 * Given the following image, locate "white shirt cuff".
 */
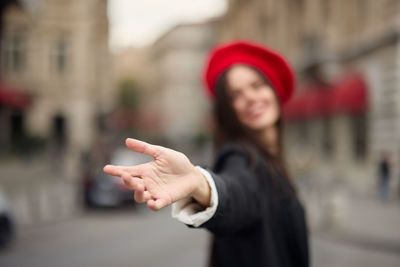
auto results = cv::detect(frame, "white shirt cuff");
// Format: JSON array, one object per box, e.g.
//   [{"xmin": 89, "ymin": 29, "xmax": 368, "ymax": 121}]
[{"xmin": 171, "ymin": 166, "xmax": 218, "ymax": 227}]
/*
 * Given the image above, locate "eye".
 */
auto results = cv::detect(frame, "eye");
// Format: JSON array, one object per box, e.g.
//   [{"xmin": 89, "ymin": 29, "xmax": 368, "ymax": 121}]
[
  {"xmin": 229, "ymin": 91, "xmax": 241, "ymax": 101},
  {"xmin": 252, "ymin": 81, "xmax": 265, "ymax": 89}
]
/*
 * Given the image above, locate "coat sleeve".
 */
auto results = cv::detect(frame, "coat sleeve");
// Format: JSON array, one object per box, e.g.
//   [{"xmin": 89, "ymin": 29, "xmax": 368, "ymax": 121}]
[
  {"xmin": 171, "ymin": 166, "xmax": 219, "ymax": 227},
  {"xmin": 199, "ymin": 145, "xmax": 265, "ymax": 236}
]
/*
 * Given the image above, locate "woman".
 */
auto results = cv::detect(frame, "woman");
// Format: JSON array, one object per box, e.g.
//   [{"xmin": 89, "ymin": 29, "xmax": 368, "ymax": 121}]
[{"xmin": 104, "ymin": 41, "xmax": 309, "ymax": 267}]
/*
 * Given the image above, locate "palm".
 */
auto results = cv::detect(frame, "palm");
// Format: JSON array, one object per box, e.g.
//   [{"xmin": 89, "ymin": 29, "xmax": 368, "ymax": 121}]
[{"xmin": 141, "ymin": 149, "xmax": 196, "ymax": 205}]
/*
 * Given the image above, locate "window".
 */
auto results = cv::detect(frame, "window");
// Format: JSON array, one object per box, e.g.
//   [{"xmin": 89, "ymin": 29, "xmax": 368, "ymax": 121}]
[
  {"xmin": 322, "ymin": 117, "xmax": 334, "ymax": 157},
  {"xmin": 10, "ymin": 110, "xmax": 26, "ymax": 152},
  {"xmin": 1, "ymin": 32, "xmax": 26, "ymax": 73},
  {"xmin": 51, "ymin": 39, "xmax": 69, "ymax": 75},
  {"xmin": 351, "ymin": 114, "xmax": 367, "ymax": 161},
  {"xmin": 322, "ymin": 0, "xmax": 331, "ymax": 23},
  {"xmin": 297, "ymin": 120, "xmax": 311, "ymax": 144}
]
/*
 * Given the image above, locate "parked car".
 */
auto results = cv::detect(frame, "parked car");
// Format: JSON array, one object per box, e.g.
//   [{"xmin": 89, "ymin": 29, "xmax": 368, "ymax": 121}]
[
  {"xmin": 84, "ymin": 147, "xmax": 152, "ymax": 208},
  {"xmin": 0, "ymin": 188, "xmax": 15, "ymax": 249}
]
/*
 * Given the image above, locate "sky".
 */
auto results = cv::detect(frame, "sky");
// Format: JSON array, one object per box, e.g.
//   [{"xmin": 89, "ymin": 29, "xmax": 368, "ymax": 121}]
[{"xmin": 108, "ymin": 0, "xmax": 227, "ymax": 50}]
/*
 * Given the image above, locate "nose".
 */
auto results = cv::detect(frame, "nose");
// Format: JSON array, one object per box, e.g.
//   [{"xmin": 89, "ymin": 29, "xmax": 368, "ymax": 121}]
[{"xmin": 243, "ymin": 87, "xmax": 258, "ymax": 103}]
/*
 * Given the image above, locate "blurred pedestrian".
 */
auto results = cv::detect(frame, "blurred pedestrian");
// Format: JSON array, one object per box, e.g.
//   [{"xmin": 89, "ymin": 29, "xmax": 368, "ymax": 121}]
[
  {"xmin": 398, "ymin": 171, "xmax": 400, "ymax": 200},
  {"xmin": 378, "ymin": 152, "xmax": 391, "ymax": 202},
  {"xmin": 104, "ymin": 41, "xmax": 309, "ymax": 267}
]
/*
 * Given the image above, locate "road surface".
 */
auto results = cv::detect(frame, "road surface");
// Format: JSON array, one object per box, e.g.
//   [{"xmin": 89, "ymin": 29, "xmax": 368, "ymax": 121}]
[{"xmin": 0, "ymin": 206, "xmax": 399, "ymax": 267}]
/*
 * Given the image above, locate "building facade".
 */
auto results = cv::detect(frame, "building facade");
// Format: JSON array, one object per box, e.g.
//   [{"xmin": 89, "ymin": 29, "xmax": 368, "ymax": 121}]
[
  {"xmin": 0, "ymin": 0, "xmax": 111, "ymax": 226},
  {"xmin": 150, "ymin": 20, "xmax": 219, "ymax": 162},
  {"xmin": 1, "ymin": 0, "xmax": 112, "ymax": 176},
  {"xmin": 217, "ymin": 0, "xmax": 400, "ymax": 195}
]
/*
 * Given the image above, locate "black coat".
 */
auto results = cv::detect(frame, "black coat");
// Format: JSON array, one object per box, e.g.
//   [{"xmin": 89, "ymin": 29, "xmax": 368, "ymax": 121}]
[{"xmin": 200, "ymin": 144, "xmax": 309, "ymax": 267}]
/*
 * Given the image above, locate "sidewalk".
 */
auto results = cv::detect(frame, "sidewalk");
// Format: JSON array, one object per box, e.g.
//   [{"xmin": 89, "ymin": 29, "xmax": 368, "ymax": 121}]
[
  {"xmin": 320, "ymin": 193, "xmax": 400, "ymax": 254},
  {"xmin": 0, "ymin": 157, "xmax": 81, "ymax": 227}
]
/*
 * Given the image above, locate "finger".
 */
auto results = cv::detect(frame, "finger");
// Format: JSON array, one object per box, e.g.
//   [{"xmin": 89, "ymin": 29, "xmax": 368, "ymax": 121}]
[
  {"xmin": 105, "ymin": 164, "xmax": 143, "ymax": 178},
  {"xmin": 142, "ymin": 191, "xmax": 152, "ymax": 202},
  {"xmin": 121, "ymin": 173, "xmax": 151, "ymax": 203},
  {"xmin": 134, "ymin": 186, "xmax": 152, "ymax": 203},
  {"xmin": 103, "ymin": 165, "xmax": 124, "ymax": 177},
  {"xmin": 147, "ymin": 198, "xmax": 168, "ymax": 211},
  {"xmin": 126, "ymin": 138, "xmax": 163, "ymax": 158},
  {"xmin": 121, "ymin": 172, "xmax": 143, "ymax": 191}
]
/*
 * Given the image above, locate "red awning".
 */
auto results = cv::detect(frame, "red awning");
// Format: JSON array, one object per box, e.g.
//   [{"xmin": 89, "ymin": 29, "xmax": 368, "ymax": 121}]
[
  {"xmin": 331, "ymin": 74, "xmax": 368, "ymax": 114},
  {"xmin": 283, "ymin": 73, "xmax": 368, "ymax": 120},
  {"xmin": 283, "ymin": 83, "xmax": 334, "ymax": 120},
  {"xmin": 0, "ymin": 81, "xmax": 32, "ymax": 109}
]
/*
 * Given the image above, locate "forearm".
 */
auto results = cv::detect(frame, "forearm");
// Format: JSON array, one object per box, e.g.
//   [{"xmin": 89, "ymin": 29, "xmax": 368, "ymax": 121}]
[
  {"xmin": 172, "ymin": 166, "xmax": 262, "ymax": 232},
  {"xmin": 200, "ymin": 170, "xmax": 263, "ymax": 235}
]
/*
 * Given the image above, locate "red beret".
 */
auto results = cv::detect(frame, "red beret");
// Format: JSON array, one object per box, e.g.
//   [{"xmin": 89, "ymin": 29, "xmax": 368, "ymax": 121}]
[{"xmin": 203, "ymin": 40, "xmax": 295, "ymax": 104}]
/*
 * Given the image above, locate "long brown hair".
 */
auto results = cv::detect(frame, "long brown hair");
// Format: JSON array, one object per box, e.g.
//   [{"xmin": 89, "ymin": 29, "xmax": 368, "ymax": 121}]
[{"xmin": 212, "ymin": 65, "xmax": 296, "ymax": 194}]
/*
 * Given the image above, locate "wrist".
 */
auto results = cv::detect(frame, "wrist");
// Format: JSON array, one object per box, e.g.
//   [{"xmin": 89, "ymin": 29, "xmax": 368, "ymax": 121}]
[{"xmin": 190, "ymin": 166, "xmax": 211, "ymax": 207}]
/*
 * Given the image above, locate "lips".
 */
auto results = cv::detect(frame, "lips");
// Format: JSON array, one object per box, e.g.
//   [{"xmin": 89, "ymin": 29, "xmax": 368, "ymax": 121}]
[{"xmin": 245, "ymin": 103, "xmax": 268, "ymax": 120}]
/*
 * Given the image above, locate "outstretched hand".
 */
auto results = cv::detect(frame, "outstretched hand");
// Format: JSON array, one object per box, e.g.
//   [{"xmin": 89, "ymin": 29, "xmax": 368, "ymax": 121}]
[{"xmin": 103, "ymin": 138, "xmax": 210, "ymax": 211}]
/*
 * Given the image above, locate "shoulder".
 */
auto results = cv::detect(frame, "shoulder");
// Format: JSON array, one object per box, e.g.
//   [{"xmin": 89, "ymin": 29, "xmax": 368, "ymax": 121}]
[{"xmin": 213, "ymin": 143, "xmax": 256, "ymax": 173}]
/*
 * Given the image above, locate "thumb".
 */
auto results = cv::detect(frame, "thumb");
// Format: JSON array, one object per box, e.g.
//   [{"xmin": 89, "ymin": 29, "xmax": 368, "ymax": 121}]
[{"xmin": 125, "ymin": 138, "xmax": 162, "ymax": 158}]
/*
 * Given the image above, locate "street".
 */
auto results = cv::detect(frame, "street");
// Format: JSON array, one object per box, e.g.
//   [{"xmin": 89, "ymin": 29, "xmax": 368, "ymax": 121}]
[
  {"xmin": 1, "ymin": 205, "xmax": 400, "ymax": 267},
  {"xmin": 0, "ymin": 207, "xmax": 209, "ymax": 267}
]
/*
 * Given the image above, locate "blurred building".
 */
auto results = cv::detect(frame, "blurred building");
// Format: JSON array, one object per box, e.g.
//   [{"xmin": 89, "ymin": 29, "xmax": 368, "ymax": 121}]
[
  {"xmin": 0, "ymin": 0, "xmax": 111, "ymax": 226},
  {"xmin": 111, "ymin": 46, "xmax": 163, "ymax": 138},
  {"xmin": 150, "ymin": 20, "xmax": 218, "ymax": 158},
  {"xmin": 0, "ymin": 0, "xmax": 112, "ymax": 175},
  {"xmin": 113, "ymin": 46, "xmax": 152, "ymax": 87},
  {"xmin": 218, "ymin": 0, "xmax": 400, "ymax": 191}
]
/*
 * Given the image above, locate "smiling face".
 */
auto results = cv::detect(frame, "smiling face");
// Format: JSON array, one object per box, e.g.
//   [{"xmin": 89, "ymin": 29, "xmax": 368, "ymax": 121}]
[{"xmin": 226, "ymin": 65, "xmax": 281, "ymax": 132}]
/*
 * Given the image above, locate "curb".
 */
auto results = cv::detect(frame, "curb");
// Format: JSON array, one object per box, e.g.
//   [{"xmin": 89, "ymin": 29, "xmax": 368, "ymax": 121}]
[{"xmin": 315, "ymin": 228, "xmax": 400, "ymax": 255}]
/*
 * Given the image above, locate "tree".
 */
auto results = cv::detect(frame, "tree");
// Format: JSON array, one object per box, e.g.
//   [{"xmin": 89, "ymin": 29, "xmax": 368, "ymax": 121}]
[{"xmin": 118, "ymin": 79, "xmax": 140, "ymax": 109}]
